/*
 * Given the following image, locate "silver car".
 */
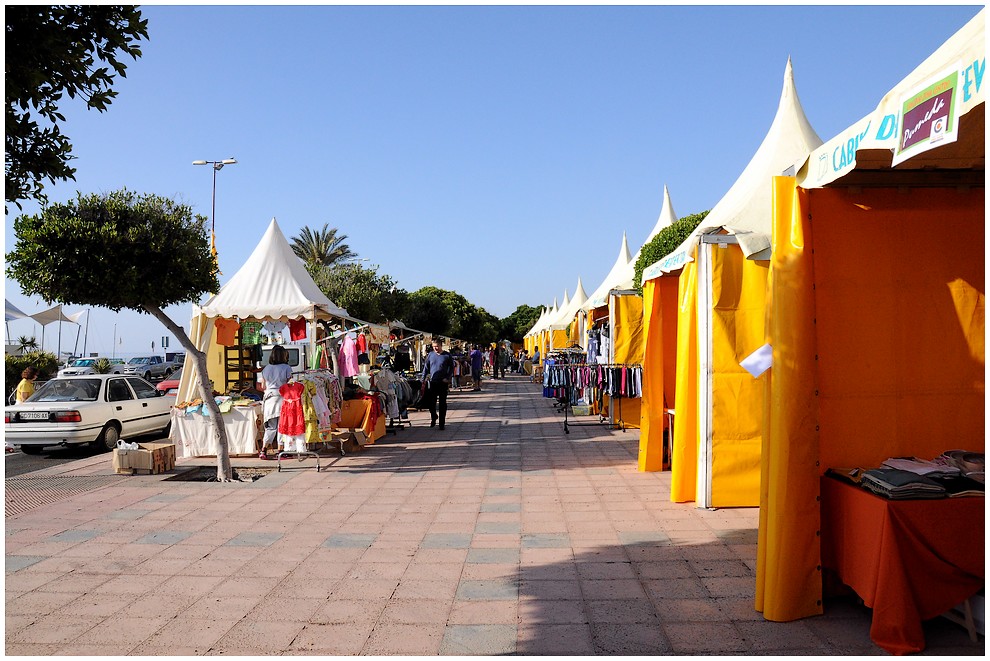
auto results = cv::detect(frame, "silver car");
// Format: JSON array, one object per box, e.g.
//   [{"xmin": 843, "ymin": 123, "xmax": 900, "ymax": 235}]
[
  {"xmin": 58, "ymin": 357, "xmax": 125, "ymax": 377},
  {"xmin": 4, "ymin": 375, "xmax": 173, "ymax": 453}
]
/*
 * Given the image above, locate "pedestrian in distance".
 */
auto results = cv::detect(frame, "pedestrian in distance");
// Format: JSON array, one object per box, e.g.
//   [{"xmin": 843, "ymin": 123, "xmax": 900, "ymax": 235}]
[
  {"xmin": 495, "ymin": 344, "xmax": 508, "ymax": 379},
  {"xmin": 15, "ymin": 366, "xmax": 39, "ymax": 404},
  {"xmin": 422, "ymin": 339, "xmax": 454, "ymax": 429},
  {"xmin": 469, "ymin": 345, "xmax": 483, "ymax": 391}
]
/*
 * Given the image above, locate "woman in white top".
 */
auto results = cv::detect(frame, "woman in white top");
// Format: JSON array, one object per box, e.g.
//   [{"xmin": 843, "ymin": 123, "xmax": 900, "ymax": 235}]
[{"xmin": 256, "ymin": 345, "xmax": 293, "ymax": 458}]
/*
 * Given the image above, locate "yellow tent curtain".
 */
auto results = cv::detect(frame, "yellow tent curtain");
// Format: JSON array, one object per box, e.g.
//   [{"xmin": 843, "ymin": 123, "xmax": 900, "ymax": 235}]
[
  {"xmin": 639, "ymin": 280, "xmax": 665, "ymax": 470},
  {"xmin": 612, "ymin": 293, "xmax": 644, "ymax": 429},
  {"xmin": 709, "ymin": 244, "xmax": 768, "ymax": 507},
  {"xmin": 670, "ymin": 260, "xmax": 699, "ymax": 502},
  {"xmin": 638, "ymin": 276, "xmax": 680, "ymax": 471},
  {"xmin": 756, "ymin": 177, "xmax": 985, "ymax": 622}
]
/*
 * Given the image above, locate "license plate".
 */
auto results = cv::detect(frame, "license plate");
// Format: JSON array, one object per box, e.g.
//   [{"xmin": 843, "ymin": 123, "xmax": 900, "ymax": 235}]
[{"xmin": 19, "ymin": 411, "xmax": 49, "ymax": 420}]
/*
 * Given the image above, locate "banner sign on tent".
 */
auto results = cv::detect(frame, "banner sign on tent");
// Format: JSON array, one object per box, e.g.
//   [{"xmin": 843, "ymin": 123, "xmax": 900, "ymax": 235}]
[
  {"xmin": 797, "ymin": 15, "xmax": 984, "ymax": 189},
  {"xmin": 891, "ymin": 65, "xmax": 960, "ymax": 166}
]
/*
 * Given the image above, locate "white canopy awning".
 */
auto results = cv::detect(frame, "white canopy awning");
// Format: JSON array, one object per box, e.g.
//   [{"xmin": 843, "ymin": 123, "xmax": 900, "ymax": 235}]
[
  {"xmin": 549, "ymin": 278, "xmax": 589, "ymax": 330},
  {"xmin": 5, "ymin": 299, "xmax": 29, "ymax": 322},
  {"xmin": 642, "ymin": 58, "xmax": 823, "ymax": 283},
  {"xmin": 585, "ymin": 234, "xmax": 634, "ymax": 310},
  {"xmin": 631, "ymin": 185, "xmax": 679, "ymax": 264},
  {"xmin": 29, "ymin": 304, "xmax": 79, "ymax": 326},
  {"xmin": 798, "ymin": 9, "xmax": 984, "ymax": 188},
  {"xmin": 199, "ymin": 218, "xmax": 348, "ymax": 321}
]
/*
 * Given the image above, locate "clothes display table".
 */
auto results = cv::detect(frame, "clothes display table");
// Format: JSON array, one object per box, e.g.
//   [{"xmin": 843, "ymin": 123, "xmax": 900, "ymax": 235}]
[
  {"xmin": 169, "ymin": 404, "xmax": 261, "ymax": 458},
  {"xmin": 820, "ymin": 475, "xmax": 985, "ymax": 654}
]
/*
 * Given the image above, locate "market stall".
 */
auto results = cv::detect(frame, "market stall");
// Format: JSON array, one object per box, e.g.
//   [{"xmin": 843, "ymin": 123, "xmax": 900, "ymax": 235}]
[
  {"xmin": 755, "ymin": 11, "xmax": 985, "ymax": 649},
  {"xmin": 173, "ymin": 218, "xmax": 351, "ymax": 458},
  {"xmin": 638, "ymin": 58, "xmax": 823, "ymax": 507}
]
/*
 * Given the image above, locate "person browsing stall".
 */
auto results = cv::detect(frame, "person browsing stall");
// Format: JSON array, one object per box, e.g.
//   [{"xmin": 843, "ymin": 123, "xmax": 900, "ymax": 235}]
[
  {"xmin": 15, "ymin": 366, "xmax": 39, "ymax": 404},
  {"xmin": 256, "ymin": 345, "xmax": 293, "ymax": 458},
  {"xmin": 421, "ymin": 339, "xmax": 454, "ymax": 429}
]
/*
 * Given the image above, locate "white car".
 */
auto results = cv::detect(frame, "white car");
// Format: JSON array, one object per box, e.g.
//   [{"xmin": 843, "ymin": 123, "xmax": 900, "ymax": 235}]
[
  {"xmin": 58, "ymin": 357, "xmax": 125, "ymax": 377},
  {"xmin": 4, "ymin": 375, "xmax": 173, "ymax": 454}
]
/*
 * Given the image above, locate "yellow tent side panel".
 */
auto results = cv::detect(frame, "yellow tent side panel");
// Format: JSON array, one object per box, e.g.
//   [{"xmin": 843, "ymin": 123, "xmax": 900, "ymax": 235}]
[
  {"xmin": 612, "ymin": 294, "xmax": 645, "ymax": 365},
  {"xmin": 670, "ymin": 259, "xmax": 699, "ymax": 503},
  {"xmin": 659, "ymin": 276, "xmax": 680, "ymax": 411},
  {"xmin": 639, "ymin": 279, "xmax": 665, "ymax": 471},
  {"xmin": 550, "ymin": 328, "xmax": 569, "ymax": 350},
  {"xmin": 756, "ymin": 177, "xmax": 823, "ymax": 622},
  {"xmin": 709, "ymin": 246, "xmax": 768, "ymax": 508}
]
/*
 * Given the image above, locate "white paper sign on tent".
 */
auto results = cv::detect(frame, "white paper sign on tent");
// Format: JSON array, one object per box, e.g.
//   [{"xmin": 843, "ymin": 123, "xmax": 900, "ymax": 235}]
[{"xmin": 740, "ymin": 343, "xmax": 773, "ymax": 378}]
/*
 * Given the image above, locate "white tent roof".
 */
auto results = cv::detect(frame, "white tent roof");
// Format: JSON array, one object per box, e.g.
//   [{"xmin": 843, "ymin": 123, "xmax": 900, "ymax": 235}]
[
  {"xmin": 5, "ymin": 299, "xmax": 29, "ymax": 322},
  {"xmin": 199, "ymin": 218, "xmax": 348, "ymax": 321},
  {"xmin": 642, "ymin": 58, "xmax": 823, "ymax": 282},
  {"xmin": 549, "ymin": 278, "xmax": 589, "ymax": 330},
  {"xmin": 631, "ymin": 185, "xmax": 679, "ymax": 263},
  {"xmin": 584, "ymin": 233, "xmax": 634, "ymax": 311},
  {"xmin": 534, "ymin": 300, "xmax": 560, "ymax": 334},
  {"xmin": 29, "ymin": 304, "xmax": 79, "ymax": 327},
  {"xmin": 524, "ymin": 306, "xmax": 549, "ymax": 337},
  {"xmin": 798, "ymin": 10, "xmax": 984, "ymax": 188}
]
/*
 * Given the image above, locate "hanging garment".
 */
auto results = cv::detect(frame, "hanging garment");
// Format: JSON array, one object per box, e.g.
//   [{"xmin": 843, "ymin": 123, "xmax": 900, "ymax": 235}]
[
  {"xmin": 289, "ymin": 317, "xmax": 307, "ymax": 341},
  {"xmin": 338, "ymin": 335, "xmax": 360, "ymax": 377},
  {"xmin": 278, "ymin": 382, "xmax": 306, "ymax": 436},
  {"xmin": 215, "ymin": 318, "xmax": 239, "ymax": 346},
  {"xmin": 240, "ymin": 321, "xmax": 263, "ymax": 345},
  {"xmin": 357, "ymin": 333, "xmax": 368, "ymax": 353}
]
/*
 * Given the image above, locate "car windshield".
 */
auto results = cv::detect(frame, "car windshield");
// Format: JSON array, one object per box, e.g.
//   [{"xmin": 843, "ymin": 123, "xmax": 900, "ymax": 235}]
[
  {"xmin": 128, "ymin": 357, "xmax": 150, "ymax": 364},
  {"xmin": 71, "ymin": 359, "xmax": 96, "ymax": 367},
  {"xmin": 171, "ymin": 368, "xmax": 183, "ymax": 381},
  {"xmin": 31, "ymin": 379, "xmax": 101, "ymax": 402}
]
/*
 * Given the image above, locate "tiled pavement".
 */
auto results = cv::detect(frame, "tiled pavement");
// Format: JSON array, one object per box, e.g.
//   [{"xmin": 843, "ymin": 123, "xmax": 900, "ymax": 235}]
[{"xmin": 5, "ymin": 373, "xmax": 983, "ymax": 656}]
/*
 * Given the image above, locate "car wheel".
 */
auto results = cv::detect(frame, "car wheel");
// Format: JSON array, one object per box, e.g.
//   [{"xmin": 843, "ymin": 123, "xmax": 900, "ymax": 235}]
[
  {"xmin": 143, "ymin": 371, "xmax": 152, "ymax": 381},
  {"xmin": 19, "ymin": 445, "xmax": 44, "ymax": 455},
  {"xmin": 96, "ymin": 424, "xmax": 121, "ymax": 452}
]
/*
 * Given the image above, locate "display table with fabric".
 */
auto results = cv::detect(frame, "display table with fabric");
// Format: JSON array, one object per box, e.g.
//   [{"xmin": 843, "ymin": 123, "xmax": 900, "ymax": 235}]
[
  {"xmin": 820, "ymin": 475, "xmax": 985, "ymax": 654},
  {"xmin": 169, "ymin": 404, "xmax": 262, "ymax": 458},
  {"xmin": 336, "ymin": 398, "xmax": 386, "ymax": 444}
]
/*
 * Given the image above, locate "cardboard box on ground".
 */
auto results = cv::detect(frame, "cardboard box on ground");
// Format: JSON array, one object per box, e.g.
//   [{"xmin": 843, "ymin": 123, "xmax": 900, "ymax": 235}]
[{"xmin": 113, "ymin": 442, "xmax": 176, "ymax": 474}]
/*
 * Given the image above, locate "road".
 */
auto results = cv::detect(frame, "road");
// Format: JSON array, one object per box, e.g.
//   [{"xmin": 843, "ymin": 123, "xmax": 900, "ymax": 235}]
[{"xmin": 4, "ymin": 429, "xmax": 170, "ymax": 478}]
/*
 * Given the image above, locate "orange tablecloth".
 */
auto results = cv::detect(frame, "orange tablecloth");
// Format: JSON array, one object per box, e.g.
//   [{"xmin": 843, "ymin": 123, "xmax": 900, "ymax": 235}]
[
  {"xmin": 336, "ymin": 398, "xmax": 385, "ymax": 444},
  {"xmin": 820, "ymin": 476, "xmax": 984, "ymax": 654}
]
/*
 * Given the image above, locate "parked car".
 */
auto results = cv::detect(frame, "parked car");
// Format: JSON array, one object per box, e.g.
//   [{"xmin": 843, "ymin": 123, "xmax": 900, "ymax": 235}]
[
  {"xmin": 122, "ymin": 355, "xmax": 175, "ymax": 381},
  {"xmin": 58, "ymin": 357, "xmax": 125, "ymax": 377},
  {"xmin": 156, "ymin": 368, "xmax": 183, "ymax": 396},
  {"xmin": 4, "ymin": 375, "xmax": 173, "ymax": 453}
]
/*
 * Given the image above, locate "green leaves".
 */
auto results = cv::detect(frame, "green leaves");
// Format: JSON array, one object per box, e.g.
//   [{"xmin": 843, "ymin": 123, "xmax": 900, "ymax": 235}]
[
  {"xmin": 5, "ymin": 5, "xmax": 149, "ymax": 209},
  {"xmin": 6, "ymin": 189, "xmax": 218, "ymax": 312},
  {"xmin": 632, "ymin": 210, "xmax": 710, "ymax": 292}
]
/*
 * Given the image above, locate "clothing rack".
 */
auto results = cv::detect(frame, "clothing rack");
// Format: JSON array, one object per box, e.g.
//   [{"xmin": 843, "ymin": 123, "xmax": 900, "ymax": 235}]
[{"xmin": 543, "ymin": 362, "xmax": 643, "ymax": 434}]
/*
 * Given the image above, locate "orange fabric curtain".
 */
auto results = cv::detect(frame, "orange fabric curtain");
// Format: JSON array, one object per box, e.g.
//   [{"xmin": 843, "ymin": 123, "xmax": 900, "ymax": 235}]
[{"xmin": 670, "ymin": 259, "xmax": 699, "ymax": 503}]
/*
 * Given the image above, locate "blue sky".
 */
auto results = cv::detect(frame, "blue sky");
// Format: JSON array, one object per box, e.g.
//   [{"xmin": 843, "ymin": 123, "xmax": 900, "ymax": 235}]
[{"xmin": 4, "ymin": 3, "xmax": 982, "ymax": 359}]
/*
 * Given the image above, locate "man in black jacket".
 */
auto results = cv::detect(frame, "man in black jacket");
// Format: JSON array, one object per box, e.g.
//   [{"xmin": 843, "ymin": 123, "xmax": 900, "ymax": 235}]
[{"xmin": 421, "ymin": 339, "xmax": 454, "ymax": 429}]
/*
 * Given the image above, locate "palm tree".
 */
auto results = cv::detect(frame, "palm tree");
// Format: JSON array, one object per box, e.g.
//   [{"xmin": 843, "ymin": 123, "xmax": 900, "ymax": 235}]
[
  {"xmin": 16, "ymin": 335, "xmax": 37, "ymax": 353},
  {"xmin": 291, "ymin": 223, "xmax": 357, "ymax": 267}
]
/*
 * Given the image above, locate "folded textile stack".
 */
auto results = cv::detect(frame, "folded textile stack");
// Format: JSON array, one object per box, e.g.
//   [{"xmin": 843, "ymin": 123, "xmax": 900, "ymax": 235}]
[
  {"xmin": 860, "ymin": 468, "xmax": 947, "ymax": 500},
  {"xmin": 881, "ymin": 456, "xmax": 960, "ymax": 479}
]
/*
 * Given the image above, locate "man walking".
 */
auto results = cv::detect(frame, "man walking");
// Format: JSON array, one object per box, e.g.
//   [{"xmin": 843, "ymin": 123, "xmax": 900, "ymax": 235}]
[
  {"xmin": 469, "ymin": 345, "xmax": 483, "ymax": 391},
  {"xmin": 422, "ymin": 339, "xmax": 454, "ymax": 429}
]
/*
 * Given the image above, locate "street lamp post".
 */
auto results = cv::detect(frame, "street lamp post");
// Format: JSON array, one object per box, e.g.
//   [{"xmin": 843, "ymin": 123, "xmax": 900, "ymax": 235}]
[{"xmin": 192, "ymin": 158, "xmax": 237, "ymax": 240}]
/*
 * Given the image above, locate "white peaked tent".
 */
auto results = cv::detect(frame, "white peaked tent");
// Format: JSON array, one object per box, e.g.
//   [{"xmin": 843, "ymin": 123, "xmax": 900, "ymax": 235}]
[
  {"xmin": 632, "ymin": 185, "xmax": 679, "ymax": 263},
  {"xmin": 524, "ymin": 307, "xmax": 548, "ymax": 339},
  {"xmin": 642, "ymin": 58, "xmax": 822, "ymax": 281},
  {"xmin": 584, "ymin": 234, "xmax": 634, "ymax": 311},
  {"xmin": 644, "ymin": 58, "xmax": 823, "ymax": 509},
  {"xmin": 199, "ymin": 218, "xmax": 347, "ymax": 320},
  {"xmin": 177, "ymin": 218, "xmax": 350, "ymax": 403},
  {"xmin": 549, "ymin": 278, "xmax": 589, "ymax": 349},
  {"xmin": 550, "ymin": 278, "xmax": 588, "ymax": 329}
]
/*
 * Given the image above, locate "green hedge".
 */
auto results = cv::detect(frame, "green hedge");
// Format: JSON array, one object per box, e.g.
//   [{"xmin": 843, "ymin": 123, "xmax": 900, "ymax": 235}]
[
  {"xmin": 632, "ymin": 210, "xmax": 710, "ymax": 293},
  {"xmin": 5, "ymin": 351, "xmax": 59, "ymax": 401}
]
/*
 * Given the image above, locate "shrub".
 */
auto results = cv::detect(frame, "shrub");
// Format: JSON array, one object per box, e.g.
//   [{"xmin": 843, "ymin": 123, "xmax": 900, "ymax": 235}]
[{"xmin": 633, "ymin": 210, "xmax": 710, "ymax": 293}]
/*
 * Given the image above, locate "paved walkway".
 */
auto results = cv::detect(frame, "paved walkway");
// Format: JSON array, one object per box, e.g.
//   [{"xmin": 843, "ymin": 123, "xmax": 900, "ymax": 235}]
[{"xmin": 5, "ymin": 374, "xmax": 982, "ymax": 655}]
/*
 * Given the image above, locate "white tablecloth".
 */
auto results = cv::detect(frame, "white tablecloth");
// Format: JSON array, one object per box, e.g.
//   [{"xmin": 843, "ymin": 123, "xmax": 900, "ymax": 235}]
[{"xmin": 169, "ymin": 405, "xmax": 261, "ymax": 458}]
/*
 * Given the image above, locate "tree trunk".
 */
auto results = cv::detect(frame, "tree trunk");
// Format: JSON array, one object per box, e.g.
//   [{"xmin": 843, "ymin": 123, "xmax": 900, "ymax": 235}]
[{"xmin": 143, "ymin": 305, "xmax": 233, "ymax": 482}]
